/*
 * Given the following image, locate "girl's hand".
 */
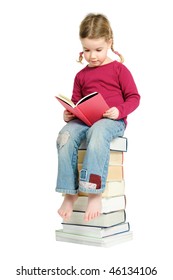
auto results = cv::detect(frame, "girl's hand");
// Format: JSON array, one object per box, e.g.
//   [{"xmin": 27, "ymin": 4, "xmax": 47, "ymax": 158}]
[
  {"xmin": 103, "ymin": 107, "xmax": 119, "ymax": 120},
  {"xmin": 63, "ymin": 110, "xmax": 75, "ymax": 122}
]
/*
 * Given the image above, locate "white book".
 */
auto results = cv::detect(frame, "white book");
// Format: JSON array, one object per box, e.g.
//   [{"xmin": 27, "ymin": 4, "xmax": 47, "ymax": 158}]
[
  {"xmin": 79, "ymin": 180, "xmax": 125, "ymax": 198},
  {"xmin": 73, "ymin": 195, "xmax": 126, "ymax": 213},
  {"xmin": 79, "ymin": 136, "xmax": 127, "ymax": 152},
  {"xmin": 55, "ymin": 230, "xmax": 133, "ymax": 247},
  {"xmin": 62, "ymin": 222, "xmax": 130, "ymax": 238},
  {"xmin": 63, "ymin": 210, "xmax": 126, "ymax": 227}
]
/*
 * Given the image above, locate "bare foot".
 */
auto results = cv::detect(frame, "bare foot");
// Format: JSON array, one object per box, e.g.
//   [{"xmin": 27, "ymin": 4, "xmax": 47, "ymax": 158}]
[
  {"xmin": 84, "ymin": 193, "xmax": 102, "ymax": 222},
  {"xmin": 58, "ymin": 194, "xmax": 78, "ymax": 221}
]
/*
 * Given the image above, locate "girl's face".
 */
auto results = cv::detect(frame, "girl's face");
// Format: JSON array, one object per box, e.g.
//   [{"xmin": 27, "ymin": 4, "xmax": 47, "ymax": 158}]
[{"xmin": 81, "ymin": 37, "xmax": 112, "ymax": 67}]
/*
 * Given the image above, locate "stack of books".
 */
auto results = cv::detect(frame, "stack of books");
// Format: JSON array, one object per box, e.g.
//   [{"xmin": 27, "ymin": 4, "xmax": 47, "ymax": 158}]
[{"xmin": 55, "ymin": 136, "xmax": 133, "ymax": 247}]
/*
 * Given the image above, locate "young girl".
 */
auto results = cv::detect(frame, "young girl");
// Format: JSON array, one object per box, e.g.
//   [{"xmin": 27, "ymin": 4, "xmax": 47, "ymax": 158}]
[{"xmin": 56, "ymin": 13, "xmax": 140, "ymax": 222}]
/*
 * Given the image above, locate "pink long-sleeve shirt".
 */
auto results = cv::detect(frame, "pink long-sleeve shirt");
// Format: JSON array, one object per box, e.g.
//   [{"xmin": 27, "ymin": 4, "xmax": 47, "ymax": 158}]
[{"xmin": 71, "ymin": 60, "xmax": 140, "ymax": 125}]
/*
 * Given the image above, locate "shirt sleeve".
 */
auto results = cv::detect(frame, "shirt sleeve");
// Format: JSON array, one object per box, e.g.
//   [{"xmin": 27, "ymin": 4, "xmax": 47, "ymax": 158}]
[
  {"xmin": 71, "ymin": 73, "xmax": 83, "ymax": 104},
  {"xmin": 116, "ymin": 64, "xmax": 140, "ymax": 120}
]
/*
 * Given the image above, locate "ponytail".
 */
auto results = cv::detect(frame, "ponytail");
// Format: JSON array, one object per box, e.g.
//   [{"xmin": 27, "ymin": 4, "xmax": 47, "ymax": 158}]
[
  {"xmin": 112, "ymin": 49, "xmax": 124, "ymax": 63},
  {"xmin": 77, "ymin": 52, "xmax": 84, "ymax": 63},
  {"xmin": 111, "ymin": 38, "xmax": 124, "ymax": 63}
]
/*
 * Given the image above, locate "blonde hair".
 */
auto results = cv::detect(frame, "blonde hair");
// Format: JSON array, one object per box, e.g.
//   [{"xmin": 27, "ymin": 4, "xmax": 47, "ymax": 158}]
[{"xmin": 78, "ymin": 13, "xmax": 124, "ymax": 63}]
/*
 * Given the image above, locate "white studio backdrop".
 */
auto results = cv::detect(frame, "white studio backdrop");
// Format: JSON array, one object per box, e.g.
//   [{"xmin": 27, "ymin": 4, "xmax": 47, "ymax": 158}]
[{"xmin": 0, "ymin": 0, "xmax": 172, "ymax": 279}]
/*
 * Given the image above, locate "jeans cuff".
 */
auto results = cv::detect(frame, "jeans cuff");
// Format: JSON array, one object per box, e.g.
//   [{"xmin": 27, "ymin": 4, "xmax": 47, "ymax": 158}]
[{"xmin": 55, "ymin": 188, "xmax": 78, "ymax": 195}]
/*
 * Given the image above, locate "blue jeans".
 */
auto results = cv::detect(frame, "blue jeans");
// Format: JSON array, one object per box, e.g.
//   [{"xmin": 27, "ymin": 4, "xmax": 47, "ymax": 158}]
[{"xmin": 56, "ymin": 118, "xmax": 125, "ymax": 194}]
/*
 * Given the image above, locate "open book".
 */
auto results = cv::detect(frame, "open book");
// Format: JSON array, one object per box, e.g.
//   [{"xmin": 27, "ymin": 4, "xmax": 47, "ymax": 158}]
[{"xmin": 55, "ymin": 92, "xmax": 109, "ymax": 126}]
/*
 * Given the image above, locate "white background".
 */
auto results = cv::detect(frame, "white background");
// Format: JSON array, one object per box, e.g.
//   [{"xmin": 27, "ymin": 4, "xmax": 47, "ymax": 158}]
[{"xmin": 0, "ymin": 0, "xmax": 172, "ymax": 279}]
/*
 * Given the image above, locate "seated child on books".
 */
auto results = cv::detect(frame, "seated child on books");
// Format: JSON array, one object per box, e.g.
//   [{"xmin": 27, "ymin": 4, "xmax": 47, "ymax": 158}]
[{"xmin": 56, "ymin": 13, "xmax": 140, "ymax": 222}]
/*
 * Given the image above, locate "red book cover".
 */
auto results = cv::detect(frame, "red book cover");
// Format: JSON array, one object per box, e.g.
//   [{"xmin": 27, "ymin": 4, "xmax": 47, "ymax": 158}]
[{"xmin": 55, "ymin": 92, "xmax": 109, "ymax": 126}]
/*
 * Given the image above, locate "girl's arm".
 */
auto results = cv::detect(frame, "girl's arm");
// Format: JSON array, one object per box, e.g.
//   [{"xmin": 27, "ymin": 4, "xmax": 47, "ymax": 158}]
[{"xmin": 115, "ymin": 64, "xmax": 140, "ymax": 119}]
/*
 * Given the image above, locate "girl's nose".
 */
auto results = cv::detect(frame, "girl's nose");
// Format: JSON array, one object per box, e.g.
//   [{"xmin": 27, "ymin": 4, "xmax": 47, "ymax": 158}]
[{"xmin": 90, "ymin": 51, "xmax": 96, "ymax": 59}]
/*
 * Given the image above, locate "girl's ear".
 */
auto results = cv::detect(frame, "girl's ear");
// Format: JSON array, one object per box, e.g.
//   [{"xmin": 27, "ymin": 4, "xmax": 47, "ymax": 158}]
[{"xmin": 108, "ymin": 38, "xmax": 113, "ymax": 49}]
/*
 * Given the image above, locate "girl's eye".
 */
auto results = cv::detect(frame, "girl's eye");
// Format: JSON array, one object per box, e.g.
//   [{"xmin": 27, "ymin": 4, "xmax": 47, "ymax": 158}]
[
  {"xmin": 97, "ymin": 49, "xmax": 102, "ymax": 52},
  {"xmin": 84, "ymin": 50, "xmax": 90, "ymax": 52}
]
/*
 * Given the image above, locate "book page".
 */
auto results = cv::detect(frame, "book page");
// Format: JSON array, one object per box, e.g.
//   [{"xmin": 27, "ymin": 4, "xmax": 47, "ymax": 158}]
[
  {"xmin": 76, "ymin": 92, "xmax": 98, "ymax": 106},
  {"xmin": 57, "ymin": 94, "xmax": 75, "ymax": 107}
]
